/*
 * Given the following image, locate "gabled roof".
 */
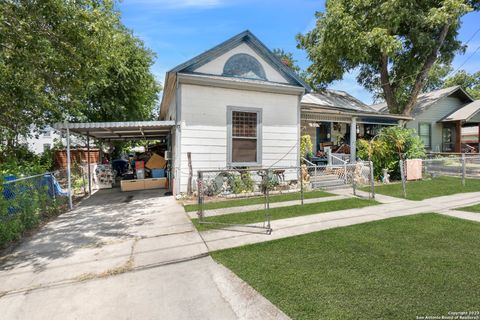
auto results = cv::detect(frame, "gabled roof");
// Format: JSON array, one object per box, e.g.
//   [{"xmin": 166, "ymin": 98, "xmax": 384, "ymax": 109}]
[
  {"xmin": 160, "ymin": 30, "xmax": 311, "ymax": 119},
  {"xmin": 167, "ymin": 30, "xmax": 311, "ymax": 90},
  {"xmin": 440, "ymin": 100, "xmax": 480, "ymax": 123},
  {"xmin": 370, "ymin": 86, "xmax": 475, "ymax": 115}
]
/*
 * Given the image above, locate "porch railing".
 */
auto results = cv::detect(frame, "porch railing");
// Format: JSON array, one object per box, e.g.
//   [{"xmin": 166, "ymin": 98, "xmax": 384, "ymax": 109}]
[{"xmin": 329, "ymin": 153, "xmax": 348, "ymax": 165}]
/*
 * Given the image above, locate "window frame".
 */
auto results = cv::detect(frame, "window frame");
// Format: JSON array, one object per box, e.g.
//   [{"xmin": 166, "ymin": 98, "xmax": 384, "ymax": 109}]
[
  {"xmin": 418, "ymin": 122, "xmax": 432, "ymax": 150},
  {"xmin": 227, "ymin": 106, "xmax": 262, "ymax": 167}
]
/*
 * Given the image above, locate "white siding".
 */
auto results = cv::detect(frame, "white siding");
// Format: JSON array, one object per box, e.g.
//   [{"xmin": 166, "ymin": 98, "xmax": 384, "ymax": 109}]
[
  {"xmin": 166, "ymin": 94, "xmax": 176, "ymax": 121},
  {"xmin": 406, "ymin": 97, "xmax": 465, "ymax": 152},
  {"xmin": 178, "ymin": 83, "xmax": 300, "ymax": 193},
  {"xmin": 194, "ymin": 43, "xmax": 288, "ymax": 84}
]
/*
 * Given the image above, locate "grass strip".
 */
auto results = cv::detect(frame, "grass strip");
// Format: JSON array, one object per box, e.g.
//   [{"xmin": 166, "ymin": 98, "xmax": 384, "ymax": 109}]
[
  {"xmin": 366, "ymin": 176, "xmax": 480, "ymax": 200},
  {"xmin": 212, "ymin": 213, "xmax": 480, "ymax": 320},
  {"xmin": 192, "ymin": 197, "xmax": 378, "ymax": 231},
  {"xmin": 184, "ymin": 190, "xmax": 332, "ymax": 212},
  {"xmin": 456, "ymin": 203, "xmax": 480, "ymax": 213}
]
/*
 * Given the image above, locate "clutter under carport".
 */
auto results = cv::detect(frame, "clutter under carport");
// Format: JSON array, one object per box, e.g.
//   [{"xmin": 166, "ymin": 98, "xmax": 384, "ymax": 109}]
[{"xmin": 54, "ymin": 121, "xmax": 175, "ymax": 208}]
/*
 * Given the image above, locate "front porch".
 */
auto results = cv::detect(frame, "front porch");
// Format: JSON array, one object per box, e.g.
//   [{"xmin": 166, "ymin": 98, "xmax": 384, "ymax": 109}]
[
  {"xmin": 301, "ymin": 112, "xmax": 407, "ymax": 164},
  {"xmin": 439, "ymin": 101, "xmax": 480, "ymax": 153}
]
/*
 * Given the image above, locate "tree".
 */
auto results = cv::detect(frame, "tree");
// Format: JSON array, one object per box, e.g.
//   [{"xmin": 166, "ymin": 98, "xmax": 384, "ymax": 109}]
[
  {"xmin": 297, "ymin": 0, "xmax": 476, "ymax": 115},
  {"xmin": 0, "ymin": 0, "xmax": 160, "ymax": 159},
  {"xmin": 272, "ymin": 48, "xmax": 311, "ymax": 84},
  {"xmin": 443, "ymin": 70, "xmax": 480, "ymax": 99},
  {"xmin": 424, "ymin": 65, "xmax": 480, "ymax": 98},
  {"xmin": 273, "ymin": 48, "xmax": 302, "ymax": 74}
]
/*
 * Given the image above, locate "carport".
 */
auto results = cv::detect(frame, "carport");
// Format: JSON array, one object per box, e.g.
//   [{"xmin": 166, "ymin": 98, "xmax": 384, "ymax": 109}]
[{"xmin": 55, "ymin": 121, "xmax": 175, "ymax": 208}]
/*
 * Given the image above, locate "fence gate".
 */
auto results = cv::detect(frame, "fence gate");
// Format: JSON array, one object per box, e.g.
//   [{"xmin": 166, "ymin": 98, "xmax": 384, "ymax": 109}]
[
  {"xmin": 195, "ymin": 163, "xmax": 375, "ymax": 233},
  {"xmin": 196, "ymin": 168, "xmax": 274, "ymax": 234}
]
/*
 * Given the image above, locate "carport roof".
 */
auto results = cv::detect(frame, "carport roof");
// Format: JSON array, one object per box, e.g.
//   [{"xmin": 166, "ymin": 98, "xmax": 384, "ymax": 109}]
[{"xmin": 54, "ymin": 121, "xmax": 175, "ymax": 140}]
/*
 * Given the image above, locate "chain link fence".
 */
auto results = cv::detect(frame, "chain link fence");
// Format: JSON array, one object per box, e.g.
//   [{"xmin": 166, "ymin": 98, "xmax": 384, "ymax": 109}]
[
  {"xmin": 195, "ymin": 162, "xmax": 375, "ymax": 232},
  {"xmin": 398, "ymin": 155, "xmax": 480, "ymax": 198},
  {"xmin": 1, "ymin": 166, "xmax": 88, "ymax": 246}
]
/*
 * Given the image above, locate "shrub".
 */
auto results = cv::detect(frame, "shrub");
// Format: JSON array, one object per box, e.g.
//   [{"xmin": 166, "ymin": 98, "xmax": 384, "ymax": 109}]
[
  {"xmin": 300, "ymin": 135, "xmax": 313, "ymax": 159},
  {"xmin": 357, "ymin": 126, "xmax": 425, "ymax": 180},
  {"xmin": 228, "ymin": 172, "xmax": 255, "ymax": 194}
]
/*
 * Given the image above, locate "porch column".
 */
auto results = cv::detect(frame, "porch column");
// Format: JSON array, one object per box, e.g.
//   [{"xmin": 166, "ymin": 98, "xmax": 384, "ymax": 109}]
[
  {"xmin": 455, "ymin": 121, "xmax": 462, "ymax": 153},
  {"xmin": 478, "ymin": 124, "xmax": 480, "ymax": 153},
  {"xmin": 350, "ymin": 117, "xmax": 357, "ymax": 163}
]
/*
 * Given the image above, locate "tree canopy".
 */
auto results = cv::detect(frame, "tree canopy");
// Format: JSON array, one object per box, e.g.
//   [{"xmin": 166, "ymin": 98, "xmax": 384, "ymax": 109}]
[
  {"xmin": 297, "ymin": 0, "xmax": 478, "ymax": 115},
  {"xmin": 0, "ymin": 0, "xmax": 161, "ymax": 152},
  {"xmin": 272, "ymin": 48, "xmax": 311, "ymax": 84}
]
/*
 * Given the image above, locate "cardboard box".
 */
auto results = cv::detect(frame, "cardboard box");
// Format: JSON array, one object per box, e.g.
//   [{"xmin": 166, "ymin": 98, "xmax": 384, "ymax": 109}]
[{"xmin": 146, "ymin": 153, "xmax": 166, "ymax": 169}]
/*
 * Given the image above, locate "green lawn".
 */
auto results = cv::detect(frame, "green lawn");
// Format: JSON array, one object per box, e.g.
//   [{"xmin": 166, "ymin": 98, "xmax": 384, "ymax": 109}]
[
  {"xmin": 192, "ymin": 197, "xmax": 378, "ymax": 231},
  {"xmin": 212, "ymin": 213, "xmax": 480, "ymax": 320},
  {"xmin": 369, "ymin": 176, "xmax": 480, "ymax": 200},
  {"xmin": 183, "ymin": 190, "xmax": 332, "ymax": 212},
  {"xmin": 457, "ymin": 203, "xmax": 480, "ymax": 213}
]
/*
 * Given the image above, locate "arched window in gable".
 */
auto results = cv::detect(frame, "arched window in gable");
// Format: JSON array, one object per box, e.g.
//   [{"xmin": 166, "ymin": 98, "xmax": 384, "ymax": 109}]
[{"xmin": 222, "ymin": 53, "xmax": 267, "ymax": 80}]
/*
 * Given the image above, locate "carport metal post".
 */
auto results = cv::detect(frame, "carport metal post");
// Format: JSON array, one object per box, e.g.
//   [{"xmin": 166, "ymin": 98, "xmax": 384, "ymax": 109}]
[
  {"xmin": 87, "ymin": 132, "xmax": 92, "ymax": 196},
  {"xmin": 66, "ymin": 123, "xmax": 73, "ymax": 209}
]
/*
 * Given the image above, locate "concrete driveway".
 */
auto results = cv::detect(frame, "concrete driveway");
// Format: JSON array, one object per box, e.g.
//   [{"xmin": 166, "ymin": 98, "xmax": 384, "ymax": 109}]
[{"xmin": 0, "ymin": 189, "xmax": 288, "ymax": 320}]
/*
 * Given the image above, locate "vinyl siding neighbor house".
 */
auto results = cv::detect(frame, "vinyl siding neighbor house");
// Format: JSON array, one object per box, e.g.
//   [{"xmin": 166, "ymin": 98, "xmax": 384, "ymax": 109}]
[{"xmin": 372, "ymin": 86, "xmax": 480, "ymax": 153}]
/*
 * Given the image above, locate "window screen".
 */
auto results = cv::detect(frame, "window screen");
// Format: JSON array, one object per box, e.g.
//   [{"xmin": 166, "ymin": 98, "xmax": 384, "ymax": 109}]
[
  {"xmin": 232, "ymin": 111, "xmax": 257, "ymax": 163},
  {"xmin": 418, "ymin": 123, "xmax": 431, "ymax": 149}
]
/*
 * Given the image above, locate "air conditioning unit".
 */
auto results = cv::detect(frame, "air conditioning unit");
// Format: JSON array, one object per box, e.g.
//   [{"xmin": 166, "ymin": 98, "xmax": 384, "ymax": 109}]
[{"xmin": 164, "ymin": 151, "xmax": 171, "ymax": 160}]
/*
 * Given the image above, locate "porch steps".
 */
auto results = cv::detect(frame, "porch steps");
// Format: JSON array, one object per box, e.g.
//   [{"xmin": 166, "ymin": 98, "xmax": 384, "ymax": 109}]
[{"xmin": 310, "ymin": 174, "xmax": 346, "ymax": 189}]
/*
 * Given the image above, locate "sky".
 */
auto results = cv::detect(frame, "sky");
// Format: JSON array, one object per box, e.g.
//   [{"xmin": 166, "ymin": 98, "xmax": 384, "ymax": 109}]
[{"xmin": 118, "ymin": 0, "xmax": 480, "ymax": 104}]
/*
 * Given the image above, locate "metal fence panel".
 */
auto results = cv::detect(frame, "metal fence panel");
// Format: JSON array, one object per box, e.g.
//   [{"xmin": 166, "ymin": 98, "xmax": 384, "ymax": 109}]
[
  {"xmin": 399, "ymin": 155, "xmax": 480, "ymax": 198},
  {"xmin": 195, "ymin": 162, "xmax": 375, "ymax": 232}
]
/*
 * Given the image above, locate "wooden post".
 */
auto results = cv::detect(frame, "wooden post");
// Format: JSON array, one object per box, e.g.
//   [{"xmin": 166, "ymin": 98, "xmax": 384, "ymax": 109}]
[
  {"xmin": 455, "ymin": 121, "xmax": 462, "ymax": 153},
  {"xmin": 187, "ymin": 152, "xmax": 192, "ymax": 196},
  {"xmin": 478, "ymin": 124, "xmax": 480, "ymax": 153}
]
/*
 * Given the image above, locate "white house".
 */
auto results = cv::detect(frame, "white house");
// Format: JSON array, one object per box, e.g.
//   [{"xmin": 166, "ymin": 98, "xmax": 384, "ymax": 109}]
[
  {"xmin": 55, "ymin": 31, "xmax": 410, "ymax": 196},
  {"xmin": 160, "ymin": 31, "xmax": 310, "ymax": 194},
  {"xmin": 20, "ymin": 126, "xmax": 60, "ymax": 154}
]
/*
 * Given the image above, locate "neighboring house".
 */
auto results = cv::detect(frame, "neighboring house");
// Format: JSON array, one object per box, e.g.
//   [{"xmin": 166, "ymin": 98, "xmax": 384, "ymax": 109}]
[
  {"xmin": 462, "ymin": 126, "xmax": 479, "ymax": 146},
  {"xmin": 159, "ymin": 30, "xmax": 409, "ymax": 194},
  {"xmin": 301, "ymin": 89, "xmax": 410, "ymax": 162},
  {"xmin": 21, "ymin": 126, "xmax": 86, "ymax": 155},
  {"xmin": 21, "ymin": 126, "xmax": 61, "ymax": 154},
  {"xmin": 372, "ymin": 86, "xmax": 480, "ymax": 153}
]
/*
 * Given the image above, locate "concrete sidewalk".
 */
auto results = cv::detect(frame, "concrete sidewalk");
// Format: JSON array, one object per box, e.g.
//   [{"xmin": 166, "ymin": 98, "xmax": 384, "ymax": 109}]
[
  {"xmin": 0, "ymin": 189, "xmax": 288, "ymax": 320},
  {"xmin": 200, "ymin": 190, "xmax": 480, "ymax": 251}
]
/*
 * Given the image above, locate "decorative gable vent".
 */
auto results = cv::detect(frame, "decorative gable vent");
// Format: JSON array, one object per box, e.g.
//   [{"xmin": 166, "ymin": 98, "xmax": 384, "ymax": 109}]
[{"xmin": 222, "ymin": 53, "xmax": 267, "ymax": 80}]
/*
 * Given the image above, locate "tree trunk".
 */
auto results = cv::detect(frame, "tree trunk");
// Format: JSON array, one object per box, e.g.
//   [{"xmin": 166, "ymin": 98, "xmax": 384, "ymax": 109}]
[
  {"xmin": 402, "ymin": 23, "xmax": 451, "ymax": 116},
  {"xmin": 379, "ymin": 54, "xmax": 398, "ymax": 113}
]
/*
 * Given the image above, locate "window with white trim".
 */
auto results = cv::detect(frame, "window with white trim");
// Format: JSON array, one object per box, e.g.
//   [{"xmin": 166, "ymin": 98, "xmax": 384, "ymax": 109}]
[
  {"xmin": 228, "ymin": 108, "xmax": 261, "ymax": 165},
  {"xmin": 418, "ymin": 123, "xmax": 431, "ymax": 149}
]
